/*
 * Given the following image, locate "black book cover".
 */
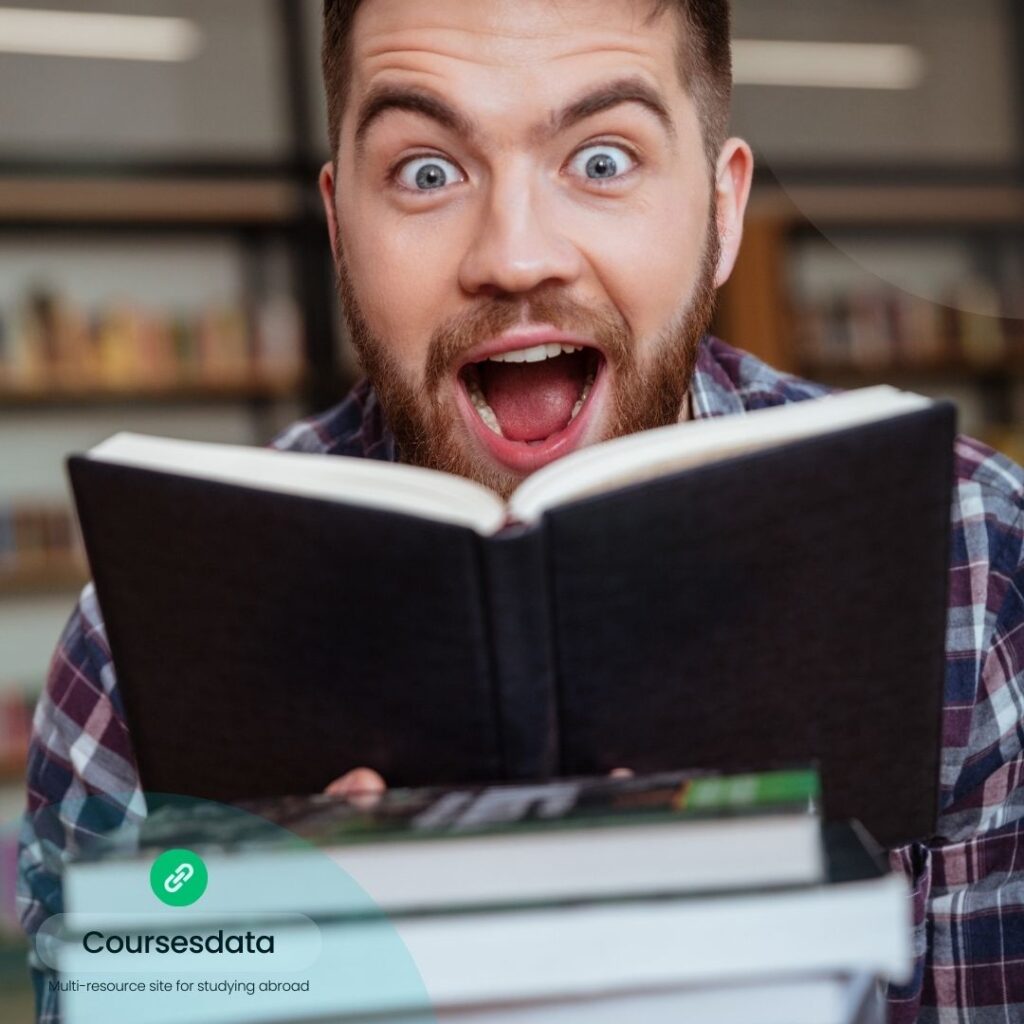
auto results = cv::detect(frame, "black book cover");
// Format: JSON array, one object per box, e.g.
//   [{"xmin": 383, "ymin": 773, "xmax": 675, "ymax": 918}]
[
  {"xmin": 68, "ymin": 463, "xmax": 509, "ymax": 797},
  {"xmin": 68, "ymin": 402, "xmax": 954, "ymax": 848},
  {"xmin": 545, "ymin": 405, "xmax": 953, "ymax": 847}
]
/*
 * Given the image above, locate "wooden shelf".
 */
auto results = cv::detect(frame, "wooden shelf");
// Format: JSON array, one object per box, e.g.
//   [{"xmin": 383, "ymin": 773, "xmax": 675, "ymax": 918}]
[
  {"xmin": 0, "ymin": 560, "xmax": 88, "ymax": 598},
  {"xmin": 0, "ymin": 377, "xmax": 303, "ymax": 408},
  {"xmin": 747, "ymin": 184, "xmax": 1024, "ymax": 227},
  {"xmin": 0, "ymin": 177, "xmax": 301, "ymax": 226},
  {"xmin": 796, "ymin": 360, "xmax": 1024, "ymax": 387}
]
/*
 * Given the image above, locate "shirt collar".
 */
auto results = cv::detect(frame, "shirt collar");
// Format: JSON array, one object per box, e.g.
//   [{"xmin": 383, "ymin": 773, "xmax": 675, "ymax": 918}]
[{"xmin": 689, "ymin": 335, "xmax": 747, "ymax": 421}]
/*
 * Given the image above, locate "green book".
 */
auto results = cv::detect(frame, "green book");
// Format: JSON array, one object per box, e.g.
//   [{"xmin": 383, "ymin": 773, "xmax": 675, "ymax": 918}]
[{"xmin": 67, "ymin": 769, "xmax": 822, "ymax": 919}]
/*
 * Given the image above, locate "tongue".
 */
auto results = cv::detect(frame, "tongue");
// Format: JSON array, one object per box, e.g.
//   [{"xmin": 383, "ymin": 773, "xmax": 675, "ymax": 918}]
[{"xmin": 478, "ymin": 357, "xmax": 583, "ymax": 443}]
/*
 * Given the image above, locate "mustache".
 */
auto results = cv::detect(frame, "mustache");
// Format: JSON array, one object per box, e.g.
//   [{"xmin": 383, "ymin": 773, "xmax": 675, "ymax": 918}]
[{"xmin": 424, "ymin": 288, "xmax": 635, "ymax": 393}]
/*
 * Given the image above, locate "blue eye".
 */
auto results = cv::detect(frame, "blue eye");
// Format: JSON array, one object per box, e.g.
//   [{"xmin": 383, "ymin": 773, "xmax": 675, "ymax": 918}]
[
  {"xmin": 396, "ymin": 155, "xmax": 464, "ymax": 192},
  {"xmin": 569, "ymin": 144, "xmax": 637, "ymax": 183}
]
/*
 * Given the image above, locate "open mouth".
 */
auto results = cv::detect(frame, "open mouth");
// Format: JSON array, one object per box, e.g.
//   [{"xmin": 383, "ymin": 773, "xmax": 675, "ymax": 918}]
[
  {"xmin": 456, "ymin": 339, "xmax": 606, "ymax": 475},
  {"xmin": 456, "ymin": 340, "xmax": 606, "ymax": 471}
]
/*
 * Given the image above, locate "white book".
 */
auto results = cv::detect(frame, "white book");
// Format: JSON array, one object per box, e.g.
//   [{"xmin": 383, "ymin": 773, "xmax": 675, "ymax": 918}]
[
  {"xmin": 55, "ymin": 868, "xmax": 906, "ymax": 1023},
  {"xmin": 404, "ymin": 973, "xmax": 882, "ymax": 1024},
  {"xmin": 381, "ymin": 871, "xmax": 909, "ymax": 1011}
]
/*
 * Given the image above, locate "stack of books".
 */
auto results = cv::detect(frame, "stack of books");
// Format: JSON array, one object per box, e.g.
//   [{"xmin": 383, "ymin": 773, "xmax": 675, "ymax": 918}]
[{"xmin": 52, "ymin": 769, "xmax": 911, "ymax": 1024}]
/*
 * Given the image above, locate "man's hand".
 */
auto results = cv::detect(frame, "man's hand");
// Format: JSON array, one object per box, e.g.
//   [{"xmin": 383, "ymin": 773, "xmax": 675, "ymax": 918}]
[{"xmin": 324, "ymin": 767, "xmax": 387, "ymax": 808}]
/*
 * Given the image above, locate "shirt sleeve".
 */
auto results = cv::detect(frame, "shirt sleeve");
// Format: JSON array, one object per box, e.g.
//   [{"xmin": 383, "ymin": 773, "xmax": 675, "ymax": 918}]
[
  {"xmin": 17, "ymin": 584, "xmax": 145, "ymax": 1024},
  {"xmin": 888, "ymin": 496, "xmax": 1024, "ymax": 1023}
]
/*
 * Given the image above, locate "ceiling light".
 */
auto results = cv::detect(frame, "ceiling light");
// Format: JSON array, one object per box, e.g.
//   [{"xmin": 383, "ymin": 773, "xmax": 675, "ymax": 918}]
[
  {"xmin": 733, "ymin": 40, "xmax": 926, "ymax": 90},
  {"xmin": 0, "ymin": 7, "xmax": 203, "ymax": 62}
]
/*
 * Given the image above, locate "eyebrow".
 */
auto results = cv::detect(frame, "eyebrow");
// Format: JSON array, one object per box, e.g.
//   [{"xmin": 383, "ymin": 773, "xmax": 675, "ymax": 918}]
[
  {"xmin": 549, "ymin": 77, "xmax": 676, "ymax": 142},
  {"xmin": 352, "ymin": 75, "xmax": 676, "ymax": 156},
  {"xmin": 354, "ymin": 85, "xmax": 479, "ymax": 156}
]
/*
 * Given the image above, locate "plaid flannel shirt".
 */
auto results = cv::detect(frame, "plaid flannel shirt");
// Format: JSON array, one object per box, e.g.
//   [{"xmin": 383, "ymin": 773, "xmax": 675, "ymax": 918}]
[{"xmin": 18, "ymin": 336, "xmax": 1024, "ymax": 1023}]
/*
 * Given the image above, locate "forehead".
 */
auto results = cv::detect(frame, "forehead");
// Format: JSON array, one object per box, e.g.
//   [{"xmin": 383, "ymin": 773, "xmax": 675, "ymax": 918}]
[{"xmin": 345, "ymin": 0, "xmax": 685, "ymax": 130}]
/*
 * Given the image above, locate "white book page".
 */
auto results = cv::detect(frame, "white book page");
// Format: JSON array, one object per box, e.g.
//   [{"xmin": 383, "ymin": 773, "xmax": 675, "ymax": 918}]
[
  {"xmin": 88, "ymin": 387, "xmax": 932, "ymax": 535},
  {"xmin": 509, "ymin": 386, "xmax": 932, "ymax": 524},
  {"xmin": 87, "ymin": 433, "xmax": 507, "ymax": 535}
]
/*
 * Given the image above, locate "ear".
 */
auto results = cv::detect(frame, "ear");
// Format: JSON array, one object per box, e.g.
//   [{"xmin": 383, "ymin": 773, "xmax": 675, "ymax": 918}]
[
  {"xmin": 319, "ymin": 160, "xmax": 341, "ymax": 264},
  {"xmin": 712, "ymin": 138, "xmax": 754, "ymax": 288}
]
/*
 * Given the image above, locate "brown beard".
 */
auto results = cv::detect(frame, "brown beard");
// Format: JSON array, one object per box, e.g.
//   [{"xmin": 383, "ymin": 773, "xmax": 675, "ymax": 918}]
[{"xmin": 334, "ymin": 211, "xmax": 720, "ymax": 498}]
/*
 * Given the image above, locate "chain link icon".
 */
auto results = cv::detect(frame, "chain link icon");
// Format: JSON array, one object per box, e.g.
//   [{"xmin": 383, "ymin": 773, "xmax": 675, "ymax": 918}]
[
  {"xmin": 151, "ymin": 849, "xmax": 207, "ymax": 906},
  {"xmin": 163, "ymin": 862, "xmax": 196, "ymax": 894}
]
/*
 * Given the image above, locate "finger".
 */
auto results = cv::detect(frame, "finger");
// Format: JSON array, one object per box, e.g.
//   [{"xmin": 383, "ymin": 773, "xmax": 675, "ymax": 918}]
[
  {"xmin": 324, "ymin": 767, "xmax": 387, "ymax": 803},
  {"xmin": 608, "ymin": 767, "xmax": 634, "ymax": 779}
]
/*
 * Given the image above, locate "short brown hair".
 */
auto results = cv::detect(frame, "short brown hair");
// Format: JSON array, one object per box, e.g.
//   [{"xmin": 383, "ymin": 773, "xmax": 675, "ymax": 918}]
[{"xmin": 322, "ymin": 0, "xmax": 732, "ymax": 166}]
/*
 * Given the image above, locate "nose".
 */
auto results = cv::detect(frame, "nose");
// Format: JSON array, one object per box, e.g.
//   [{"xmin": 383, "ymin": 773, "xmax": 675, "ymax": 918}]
[{"xmin": 458, "ymin": 169, "xmax": 583, "ymax": 298}]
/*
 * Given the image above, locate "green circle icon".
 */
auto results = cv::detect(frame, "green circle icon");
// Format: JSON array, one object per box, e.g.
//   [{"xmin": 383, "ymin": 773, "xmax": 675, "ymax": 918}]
[{"xmin": 150, "ymin": 849, "xmax": 208, "ymax": 907}]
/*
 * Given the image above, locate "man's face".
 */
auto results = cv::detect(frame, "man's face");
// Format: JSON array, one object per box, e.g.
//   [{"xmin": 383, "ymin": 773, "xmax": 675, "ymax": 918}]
[{"xmin": 324, "ymin": 0, "xmax": 740, "ymax": 497}]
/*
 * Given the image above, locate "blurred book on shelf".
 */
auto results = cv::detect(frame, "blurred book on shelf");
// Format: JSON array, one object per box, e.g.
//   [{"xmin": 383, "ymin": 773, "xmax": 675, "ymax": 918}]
[
  {"xmin": 794, "ymin": 281, "xmax": 1023, "ymax": 376},
  {"xmin": 0, "ymin": 285, "xmax": 305, "ymax": 397},
  {"xmin": 0, "ymin": 689, "xmax": 32, "ymax": 782},
  {"xmin": 0, "ymin": 502, "xmax": 86, "ymax": 595},
  {"xmin": 790, "ymin": 276, "xmax": 1024, "ymax": 462}
]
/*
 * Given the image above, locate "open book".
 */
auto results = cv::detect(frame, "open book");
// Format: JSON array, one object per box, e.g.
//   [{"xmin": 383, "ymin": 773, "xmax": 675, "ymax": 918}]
[
  {"xmin": 68, "ymin": 386, "xmax": 954, "ymax": 846},
  {"xmin": 87, "ymin": 385, "xmax": 929, "ymax": 533}
]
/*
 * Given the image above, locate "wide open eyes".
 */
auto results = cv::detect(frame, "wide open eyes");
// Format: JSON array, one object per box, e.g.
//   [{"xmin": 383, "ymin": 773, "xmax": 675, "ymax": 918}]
[
  {"xmin": 394, "ymin": 155, "xmax": 466, "ymax": 192},
  {"xmin": 566, "ymin": 143, "xmax": 638, "ymax": 184},
  {"xmin": 391, "ymin": 141, "xmax": 638, "ymax": 196}
]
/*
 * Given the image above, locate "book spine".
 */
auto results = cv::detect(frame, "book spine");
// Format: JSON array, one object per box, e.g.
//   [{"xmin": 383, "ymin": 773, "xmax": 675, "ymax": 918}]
[{"xmin": 479, "ymin": 525, "xmax": 559, "ymax": 780}]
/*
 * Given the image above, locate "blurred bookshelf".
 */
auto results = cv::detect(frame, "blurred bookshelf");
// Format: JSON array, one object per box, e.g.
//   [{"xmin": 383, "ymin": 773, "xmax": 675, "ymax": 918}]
[
  {"xmin": 0, "ymin": 7, "xmax": 340, "ymax": 986},
  {"xmin": 0, "ymin": 274, "xmax": 306, "ymax": 402},
  {"xmin": 0, "ymin": 503, "xmax": 87, "ymax": 598},
  {"xmin": 716, "ymin": 177, "xmax": 1024, "ymax": 464}
]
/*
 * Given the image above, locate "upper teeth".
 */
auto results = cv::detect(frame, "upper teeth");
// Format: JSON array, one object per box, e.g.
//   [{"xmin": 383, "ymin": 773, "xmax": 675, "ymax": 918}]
[{"xmin": 487, "ymin": 343, "xmax": 583, "ymax": 364}]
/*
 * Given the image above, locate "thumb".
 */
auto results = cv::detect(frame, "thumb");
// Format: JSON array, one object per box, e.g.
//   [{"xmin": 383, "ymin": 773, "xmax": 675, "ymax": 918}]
[{"xmin": 324, "ymin": 767, "xmax": 387, "ymax": 808}]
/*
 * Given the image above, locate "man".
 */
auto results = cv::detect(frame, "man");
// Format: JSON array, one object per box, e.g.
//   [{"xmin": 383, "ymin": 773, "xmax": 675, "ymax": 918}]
[{"xmin": 18, "ymin": 1, "xmax": 1024, "ymax": 1022}]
